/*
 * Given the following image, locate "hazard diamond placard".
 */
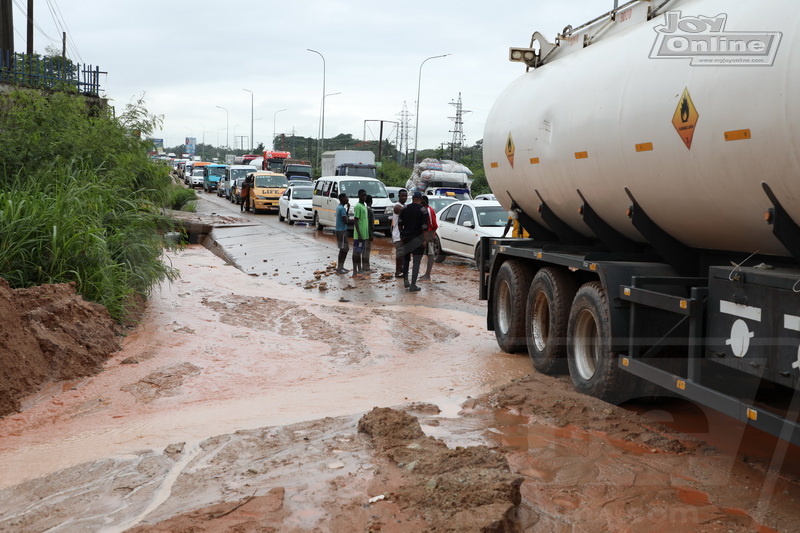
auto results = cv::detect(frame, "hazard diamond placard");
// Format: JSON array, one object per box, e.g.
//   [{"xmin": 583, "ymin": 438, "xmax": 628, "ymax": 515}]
[{"xmin": 673, "ymin": 88, "xmax": 699, "ymax": 150}]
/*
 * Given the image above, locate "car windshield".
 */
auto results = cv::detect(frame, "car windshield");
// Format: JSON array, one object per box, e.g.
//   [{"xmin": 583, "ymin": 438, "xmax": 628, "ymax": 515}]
[
  {"xmin": 429, "ymin": 197, "xmax": 456, "ymax": 213},
  {"xmin": 292, "ymin": 188, "xmax": 313, "ymax": 200},
  {"xmin": 192, "ymin": 169, "xmax": 204, "ymax": 176},
  {"xmin": 208, "ymin": 167, "xmax": 226, "ymax": 177},
  {"xmin": 476, "ymin": 206, "xmax": 508, "ymax": 227},
  {"xmin": 338, "ymin": 180, "xmax": 388, "ymax": 199},
  {"xmin": 254, "ymin": 175, "xmax": 289, "ymax": 188},
  {"xmin": 230, "ymin": 168, "xmax": 251, "ymax": 181}
]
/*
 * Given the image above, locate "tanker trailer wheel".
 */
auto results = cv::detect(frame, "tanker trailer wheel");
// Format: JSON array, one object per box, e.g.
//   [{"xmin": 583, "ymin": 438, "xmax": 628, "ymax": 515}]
[
  {"xmin": 567, "ymin": 281, "xmax": 634, "ymax": 404},
  {"xmin": 492, "ymin": 260, "xmax": 533, "ymax": 353},
  {"xmin": 525, "ymin": 267, "xmax": 577, "ymax": 374}
]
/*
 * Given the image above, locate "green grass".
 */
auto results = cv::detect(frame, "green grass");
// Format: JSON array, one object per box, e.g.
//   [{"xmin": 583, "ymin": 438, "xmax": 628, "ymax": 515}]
[{"xmin": 0, "ymin": 89, "xmax": 180, "ymax": 322}]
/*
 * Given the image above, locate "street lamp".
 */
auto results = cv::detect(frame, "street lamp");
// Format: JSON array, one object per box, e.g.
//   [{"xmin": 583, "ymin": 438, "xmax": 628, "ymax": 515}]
[
  {"xmin": 413, "ymin": 53, "xmax": 450, "ymax": 166},
  {"xmin": 216, "ymin": 105, "xmax": 229, "ymax": 149},
  {"xmin": 321, "ymin": 93, "xmax": 340, "ymax": 149},
  {"xmin": 243, "ymin": 88, "xmax": 253, "ymax": 153},
  {"xmin": 273, "ymin": 108, "xmax": 287, "ymax": 149},
  {"xmin": 307, "ymin": 48, "xmax": 325, "ymax": 167}
]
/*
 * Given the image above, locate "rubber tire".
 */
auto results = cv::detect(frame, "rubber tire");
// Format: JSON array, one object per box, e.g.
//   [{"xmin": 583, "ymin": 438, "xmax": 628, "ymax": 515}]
[
  {"xmin": 567, "ymin": 281, "xmax": 633, "ymax": 404},
  {"xmin": 313, "ymin": 212, "xmax": 323, "ymax": 231},
  {"xmin": 525, "ymin": 267, "xmax": 578, "ymax": 374},
  {"xmin": 473, "ymin": 241, "xmax": 483, "ymax": 267},
  {"xmin": 288, "ymin": 218, "xmax": 295, "ymax": 226},
  {"xmin": 433, "ymin": 236, "xmax": 446, "ymax": 263},
  {"xmin": 492, "ymin": 260, "xmax": 533, "ymax": 353},
  {"xmin": 278, "ymin": 209, "xmax": 285, "ymax": 222}
]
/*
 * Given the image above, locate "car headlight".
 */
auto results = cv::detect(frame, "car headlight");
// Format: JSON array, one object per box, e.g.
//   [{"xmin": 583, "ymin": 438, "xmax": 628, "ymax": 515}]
[{"xmin": 289, "ymin": 202, "xmax": 299, "ymax": 209}]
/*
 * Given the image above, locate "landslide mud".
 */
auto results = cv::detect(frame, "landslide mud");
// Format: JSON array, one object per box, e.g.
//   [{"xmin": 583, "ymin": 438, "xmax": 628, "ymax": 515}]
[{"xmin": 2, "ymin": 201, "xmax": 800, "ymax": 532}]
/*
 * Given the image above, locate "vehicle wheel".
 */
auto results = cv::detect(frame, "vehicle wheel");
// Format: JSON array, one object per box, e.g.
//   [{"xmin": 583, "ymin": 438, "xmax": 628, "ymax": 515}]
[
  {"xmin": 492, "ymin": 260, "xmax": 533, "ymax": 353},
  {"xmin": 278, "ymin": 209, "xmax": 285, "ymax": 222},
  {"xmin": 288, "ymin": 218, "xmax": 295, "ymax": 225},
  {"xmin": 313, "ymin": 212, "xmax": 323, "ymax": 231},
  {"xmin": 567, "ymin": 281, "xmax": 633, "ymax": 404},
  {"xmin": 433, "ymin": 236, "xmax": 446, "ymax": 263},
  {"xmin": 525, "ymin": 267, "xmax": 578, "ymax": 374}
]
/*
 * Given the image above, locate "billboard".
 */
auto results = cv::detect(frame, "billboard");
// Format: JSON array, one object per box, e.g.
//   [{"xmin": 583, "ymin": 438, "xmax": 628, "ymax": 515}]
[{"xmin": 185, "ymin": 137, "xmax": 197, "ymax": 156}]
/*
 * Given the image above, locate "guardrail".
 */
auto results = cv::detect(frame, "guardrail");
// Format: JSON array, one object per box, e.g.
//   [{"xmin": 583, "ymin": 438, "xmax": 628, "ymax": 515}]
[{"xmin": 0, "ymin": 50, "xmax": 105, "ymax": 96}]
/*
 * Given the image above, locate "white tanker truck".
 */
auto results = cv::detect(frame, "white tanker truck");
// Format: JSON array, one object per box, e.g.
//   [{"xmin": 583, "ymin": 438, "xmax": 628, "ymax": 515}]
[{"xmin": 480, "ymin": 0, "xmax": 800, "ymax": 444}]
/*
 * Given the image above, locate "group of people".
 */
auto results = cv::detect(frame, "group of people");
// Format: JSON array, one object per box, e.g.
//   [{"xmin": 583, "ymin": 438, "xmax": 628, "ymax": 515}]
[{"xmin": 334, "ymin": 188, "xmax": 439, "ymax": 293}]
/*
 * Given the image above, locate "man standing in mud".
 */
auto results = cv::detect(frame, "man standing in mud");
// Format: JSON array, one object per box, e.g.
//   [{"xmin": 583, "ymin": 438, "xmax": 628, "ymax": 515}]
[
  {"xmin": 335, "ymin": 193, "xmax": 350, "ymax": 274},
  {"xmin": 352, "ymin": 189, "xmax": 368, "ymax": 277},
  {"xmin": 398, "ymin": 191, "xmax": 428, "ymax": 292},
  {"xmin": 391, "ymin": 189, "xmax": 408, "ymax": 277},
  {"xmin": 364, "ymin": 194, "xmax": 375, "ymax": 272},
  {"xmin": 240, "ymin": 175, "xmax": 253, "ymax": 213}
]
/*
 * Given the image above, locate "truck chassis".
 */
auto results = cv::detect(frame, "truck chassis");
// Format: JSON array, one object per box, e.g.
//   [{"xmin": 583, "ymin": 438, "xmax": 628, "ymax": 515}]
[{"xmin": 479, "ymin": 237, "xmax": 800, "ymax": 446}]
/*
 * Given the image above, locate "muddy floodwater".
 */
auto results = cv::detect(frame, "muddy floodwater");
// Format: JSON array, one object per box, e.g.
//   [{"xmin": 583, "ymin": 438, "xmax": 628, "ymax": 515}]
[
  {"xmin": 0, "ymin": 194, "xmax": 529, "ymax": 484},
  {"xmin": 2, "ymin": 192, "xmax": 800, "ymax": 532}
]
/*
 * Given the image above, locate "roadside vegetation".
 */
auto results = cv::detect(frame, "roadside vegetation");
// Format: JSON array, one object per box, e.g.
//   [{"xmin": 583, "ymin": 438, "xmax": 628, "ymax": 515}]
[{"xmin": 0, "ymin": 89, "xmax": 182, "ymax": 321}]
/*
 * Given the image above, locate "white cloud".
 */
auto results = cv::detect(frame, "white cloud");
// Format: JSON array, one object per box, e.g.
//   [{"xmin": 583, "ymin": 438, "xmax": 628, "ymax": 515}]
[{"xmin": 13, "ymin": 0, "xmax": 608, "ymax": 151}]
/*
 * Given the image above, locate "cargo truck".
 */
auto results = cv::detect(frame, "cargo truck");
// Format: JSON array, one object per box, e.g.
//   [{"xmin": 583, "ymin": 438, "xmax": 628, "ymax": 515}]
[
  {"xmin": 321, "ymin": 150, "xmax": 377, "ymax": 179},
  {"xmin": 480, "ymin": 0, "xmax": 800, "ymax": 444}
]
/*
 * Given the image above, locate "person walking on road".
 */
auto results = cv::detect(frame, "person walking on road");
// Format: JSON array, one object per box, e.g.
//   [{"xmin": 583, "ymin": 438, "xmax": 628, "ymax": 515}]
[
  {"xmin": 419, "ymin": 195, "xmax": 438, "ymax": 281},
  {"xmin": 352, "ymin": 189, "xmax": 368, "ymax": 277},
  {"xmin": 335, "ymin": 193, "xmax": 350, "ymax": 274},
  {"xmin": 398, "ymin": 191, "xmax": 429, "ymax": 292},
  {"xmin": 364, "ymin": 194, "xmax": 375, "ymax": 273},
  {"xmin": 391, "ymin": 189, "xmax": 408, "ymax": 277},
  {"xmin": 240, "ymin": 175, "xmax": 253, "ymax": 213}
]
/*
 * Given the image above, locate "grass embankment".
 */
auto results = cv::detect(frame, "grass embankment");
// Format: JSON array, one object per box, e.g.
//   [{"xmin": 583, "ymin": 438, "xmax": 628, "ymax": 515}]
[{"xmin": 0, "ymin": 90, "xmax": 192, "ymax": 321}]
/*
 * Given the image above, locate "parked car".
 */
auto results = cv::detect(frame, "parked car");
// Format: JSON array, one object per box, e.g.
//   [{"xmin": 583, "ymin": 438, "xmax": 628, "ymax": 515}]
[
  {"xmin": 203, "ymin": 164, "xmax": 228, "ymax": 193},
  {"xmin": 250, "ymin": 171, "xmax": 289, "ymax": 213},
  {"xmin": 474, "ymin": 193, "xmax": 497, "ymax": 201},
  {"xmin": 222, "ymin": 165, "xmax": 258, "ymax": 199},
  {"xmin": 434, "ymin": 200, "xmax": 507, "ymax": 263},
  {"xmin": 386, "ymin": 187, "xmax": 406, "ymax": 201},
  {"xmin": 278, "ymin": 186, "xmax": 314, "ymax": 225},
  {"xmin": 312, "ymin": 176, "xmax": 393, "ymax": 234},
  {"xmin": 229, "ymin": 177, "xmax": 246, "ymax": 204},
  {"xmin": 427, "ymin": 195, "xmax": 458, "ymax": 214}
]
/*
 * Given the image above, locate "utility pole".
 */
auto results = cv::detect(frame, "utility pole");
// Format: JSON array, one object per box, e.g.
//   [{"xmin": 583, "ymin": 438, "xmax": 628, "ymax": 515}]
[
  {"xmin": 363, "ymin": 120, "xmax": 398, "ymax": 163},
  {"xmin": 0, "ymin": 0, "xmax": 13, "ymax": 59},
  {"xmin": 26, "ymin": 0, "xmax": 33, "ymax": 57}
]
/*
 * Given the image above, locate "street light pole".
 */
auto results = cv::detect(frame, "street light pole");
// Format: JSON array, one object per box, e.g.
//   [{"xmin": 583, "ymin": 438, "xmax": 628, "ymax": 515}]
[
  {"xmin": 413, "ymin": 53, "xmax": 450, "ymax": 166},
  {"xmin": 216, "ymin": 105, "xmax": 229, "ymax": 149},
  {"xmin": 307, "ymin": 48, "xmax": 326, "ymax": 167},
  {"xmin": 243, "ymin": 89, "xmax": 253, "ymax": 153},
  {"xmin": 273, "ymin": 108, "xmax": 287, "ymax": 150}
]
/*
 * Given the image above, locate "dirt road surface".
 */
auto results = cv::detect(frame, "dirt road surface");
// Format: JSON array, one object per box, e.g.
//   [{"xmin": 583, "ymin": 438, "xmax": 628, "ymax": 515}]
[{"xmin": 1, "ymin": 191, "xmax": 800, "ymax": 532}]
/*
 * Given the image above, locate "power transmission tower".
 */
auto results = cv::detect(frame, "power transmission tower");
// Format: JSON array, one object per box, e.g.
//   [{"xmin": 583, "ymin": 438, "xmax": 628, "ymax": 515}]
[
  {"xmin": 448, "ymin": 92, "xmax": 471, "ymax": 160},
  {"xmin": 396, "ymin": 101, "xmax": 412, "ymax": 165}
]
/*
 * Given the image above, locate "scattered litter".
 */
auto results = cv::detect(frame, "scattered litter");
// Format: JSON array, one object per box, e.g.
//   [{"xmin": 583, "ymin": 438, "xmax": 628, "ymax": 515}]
[
  {"xmin": 327, "ymin": 461, "xmax": 345, "ymax": 470},
  {"xmin": 338, "ymin": 298, "xmax": 350, "ymax": 302},
  {"xmin": 368, "ymin": 495, "xmax": 386, "ymax": 504}
]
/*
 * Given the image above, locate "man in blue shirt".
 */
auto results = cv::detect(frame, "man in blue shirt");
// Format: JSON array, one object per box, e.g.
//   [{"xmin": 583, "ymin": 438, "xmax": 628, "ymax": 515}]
[{"xmin": 335, "ymin": 193, "xmax": 350, "ymax": 274}]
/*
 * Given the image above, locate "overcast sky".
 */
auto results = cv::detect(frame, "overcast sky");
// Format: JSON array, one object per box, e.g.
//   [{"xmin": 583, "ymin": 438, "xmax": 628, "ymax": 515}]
[{"xmin": 14, "ymin": 0, "xmax": 609, "ymax": 152}]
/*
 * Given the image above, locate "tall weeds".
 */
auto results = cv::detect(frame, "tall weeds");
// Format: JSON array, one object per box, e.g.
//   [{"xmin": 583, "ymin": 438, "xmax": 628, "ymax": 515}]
[{"xmin": 0, "ymin": 90, "xmax": 178, "ymax": 321}]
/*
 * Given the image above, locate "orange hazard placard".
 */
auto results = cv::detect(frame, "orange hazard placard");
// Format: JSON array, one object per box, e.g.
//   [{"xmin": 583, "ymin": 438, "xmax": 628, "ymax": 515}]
[
  {"xmin": 506, "ymin": 133, "xmax": 515, "ymax": 168},
  {"xmin": 673, "ymin": 88, "xmax": 699, "ymax": 150}
]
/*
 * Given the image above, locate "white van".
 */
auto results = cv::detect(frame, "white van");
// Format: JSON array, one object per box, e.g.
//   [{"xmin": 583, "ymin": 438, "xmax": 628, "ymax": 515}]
[{"xmin": 312, "ymin": 176, "xmax": 392, "ymax": 235}]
